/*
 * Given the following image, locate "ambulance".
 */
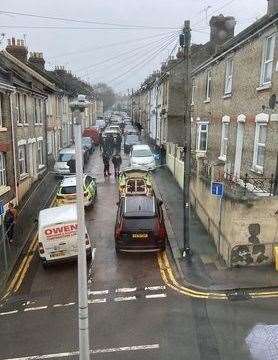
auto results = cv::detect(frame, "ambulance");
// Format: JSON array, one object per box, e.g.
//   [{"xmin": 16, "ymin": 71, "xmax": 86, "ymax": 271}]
[{"xmin": 38, "ymin": 204, "xmax": 92, "ymax": 267}]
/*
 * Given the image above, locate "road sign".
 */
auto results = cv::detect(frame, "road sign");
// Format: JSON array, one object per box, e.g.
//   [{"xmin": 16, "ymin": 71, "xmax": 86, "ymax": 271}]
[
  {"xmin": 0, "ymin": 201, "xmax": 4, "ymax": 216},
  {"xmin": 211, "ymin": 182, "xmax": 224, "ymax": 197}
]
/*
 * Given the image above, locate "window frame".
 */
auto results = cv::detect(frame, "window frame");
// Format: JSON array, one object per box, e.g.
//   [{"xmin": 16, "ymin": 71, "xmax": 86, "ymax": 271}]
[
  {"xmin": 0, "ymin": 93, "xmax": 3, "ymax": 128},
  {"xmin": 252, "ymin": 123, "xmax": 267, "ymax": 174},
  {"xmin": 191, "ymin": 78, "xmax": 196, "ymax": 105},
  {"xmin": 260, "ymin": 34, "xmax": 276, "ymax": 86},
  {"xmin": 205, "ymin": 70, "xmax": 212, "ymax": 102},
  {"xmin": 0, "ymin": 152, "xmax": 7, "ymax": 187},
  {"xmin": 224, "ymin": 58, "xmax": 233, "ymax": 95},
  {"xmin": 196, "ymin": 121, "xmax": 209, "ymax": 152},
  {"xmin": 219, "ymin": 117, "xmax": 230, "ymax": 161},
  {"xmin": 18, "ymin": 145, "xmax": 27, "ymax": 176},
  {"xmin": 16, "ymin": 93, "xmax": 22, "ymax": 125},
  {"xmin": 37, "ymin": 140, "xmax": 44, "ymax": 168},
  {"xmin": 22, "ymin": 94, "xmax": 28, "ymax": 125}
]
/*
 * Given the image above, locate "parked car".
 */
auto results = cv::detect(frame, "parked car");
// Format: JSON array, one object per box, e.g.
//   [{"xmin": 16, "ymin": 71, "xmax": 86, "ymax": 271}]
[
  {"xmin": 83, "ymin": 127, "xmax": 100, "ymax": 145},
  {"xmin": 82, "ymin": 136, "xmax": 95, "ymax": 154},
  {"xmin": 114, "ymin": 195, "xmax": 166, "ymax": 254},
  {"xmin": 55, "ymin": 174, "xmax": 97, "ymax": 207},
  {"xmin": 130, "ymin": 144, "xmax": 156, "ymax": 170},
  {"xmin": 95, "ymin": 119, "xmax": 106, "ymax": 129},
  {"xmin": 108, "ymin": 125, "xmax": 121, "ymax": 134},
  {"xmin": 54, "ymin": 148, "xmax": 76, "ymax": 177},
  {"xmin": 124, "ymin": 133, "xmax": 140, "ymax": 153},
  {"xmin": 118, "ymin": 167, "xmax": 153, "ymax": 197}
]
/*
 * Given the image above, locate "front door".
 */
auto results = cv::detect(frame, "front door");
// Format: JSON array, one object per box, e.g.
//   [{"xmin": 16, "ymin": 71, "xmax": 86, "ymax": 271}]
[{"xmin": 234, "ymin": 122, "xmax": 244, "ymax": 178}]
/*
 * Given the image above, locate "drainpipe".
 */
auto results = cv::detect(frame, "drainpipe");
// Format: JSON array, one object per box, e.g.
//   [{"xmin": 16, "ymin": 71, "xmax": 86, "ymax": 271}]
[{"xmin": 10, "ymin": 92, "xmax": 19, "ymax": 205}]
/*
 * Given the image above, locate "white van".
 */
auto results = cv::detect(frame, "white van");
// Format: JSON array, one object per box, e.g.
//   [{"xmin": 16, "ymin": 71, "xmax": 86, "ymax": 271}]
[{"xmin": 38, "ymin": 204, "xmax": 92, "ymax": 267}]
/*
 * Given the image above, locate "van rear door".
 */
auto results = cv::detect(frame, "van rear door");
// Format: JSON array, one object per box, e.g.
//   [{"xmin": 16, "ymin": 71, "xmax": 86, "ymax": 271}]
[{"xmin": 42, "ymin": 222, "xmax": 78, "ymax": 260}]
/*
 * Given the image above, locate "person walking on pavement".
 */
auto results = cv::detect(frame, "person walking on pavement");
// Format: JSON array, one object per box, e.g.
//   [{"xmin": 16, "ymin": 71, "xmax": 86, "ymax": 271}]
[
  {"xmin": 4, "ymin": 202, "xmax": 17, "ymax": 244},
  {"xmin": 112, "ymin": 153, "xmax": 122, "ymax": 177},
  {"xmin": 115, "ymin": 133, "xmax": 122, "ymax": 154},
  {"xmin": 67, "ymin": 157, "xmax": 76, "ymax": 174},
  {"xmin": 102, "ymin": 152, "xmax": 111, "ymax": 177}
]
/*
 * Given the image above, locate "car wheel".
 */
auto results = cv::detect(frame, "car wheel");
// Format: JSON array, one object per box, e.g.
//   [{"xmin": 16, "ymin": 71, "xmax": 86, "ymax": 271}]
[
  {"xmin": 86, "ymin": 251, "xmax": 92, "ymax": 261},
  {"xmin": 160, "ymin": 242, "xmax": 166, "ymax": 252}
]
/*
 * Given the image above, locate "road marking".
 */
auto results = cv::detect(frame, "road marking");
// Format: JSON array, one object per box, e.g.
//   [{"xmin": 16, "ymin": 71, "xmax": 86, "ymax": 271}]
[
  {"xmin": 24, "ymin": 306, "xmax": 48, "ymax": 312},
  {"xmin": 0, "ymin": 310, "xmax": 18, "ymax": 316},
  {"xmin": 114, "ymin": 296, "xmax": 136, "ymax": 302},
  {"xmin": 115, "ymin": 287, "xmax": 137, "ymax": 293},
  {"xmin": 2, "ymin": 344, "xmax": 160, "ymax": 360},
  {"xmin": 88, "ymin": 298, "xmax": 107, "ymax": 304},
  {"xmin": 88, "ymin": 290, "xmax": 109, "ymax": 296},
  {"xmin": 145, "ymin": 285, "xmax": 166, "ymax": 291},
  {"xmin": 53, "ymin": 303, "xmax": 75, "ymax": 308},
  {"xmin": 145, "ymin": 293, "xmax": 167, "ymax": 299}
]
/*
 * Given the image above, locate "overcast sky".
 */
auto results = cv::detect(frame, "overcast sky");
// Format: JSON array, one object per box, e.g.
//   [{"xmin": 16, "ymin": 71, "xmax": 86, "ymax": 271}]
[{"xmin": 0, "ymin": 0, "xmax": 267, "ymax": 93}]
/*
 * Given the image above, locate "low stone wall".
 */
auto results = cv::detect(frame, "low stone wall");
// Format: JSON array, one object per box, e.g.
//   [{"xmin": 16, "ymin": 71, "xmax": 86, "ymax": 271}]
[{"xmin": 166, "ymin": 143, "xmax": 278, "ymax": 267}]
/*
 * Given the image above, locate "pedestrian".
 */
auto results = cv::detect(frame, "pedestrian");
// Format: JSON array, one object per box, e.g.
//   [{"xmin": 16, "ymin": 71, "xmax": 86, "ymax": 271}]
[
  {"xmin": 4, "ymin": 202, "xmax": 17, "ymax": 244},
  {"xmin": 160, "ymin": 144, "xmax": 166, "ymax": 165},
  {"xmin": 102, "ymin": 152, "xmax": 111, "ymax": 177},
  {"xmin": 99, "ymin": 131, "xmax": 103, "ymax": 152},
  {"xmin": 67, "ymin": 157, "xmax": 76, "ymax": 174},
  {"xmin": 115, "ymin": 133, "xmax": 122, "ymax": 154},
  {"xmin": 112, "ymin": 153, "xmax": 122, "ymax": 177}
]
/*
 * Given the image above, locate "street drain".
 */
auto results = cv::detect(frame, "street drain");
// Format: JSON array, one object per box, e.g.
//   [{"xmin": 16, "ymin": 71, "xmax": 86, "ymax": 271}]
[{"xmin": 226, "ymin": 289, "xmax": 251, "ymax": 301}]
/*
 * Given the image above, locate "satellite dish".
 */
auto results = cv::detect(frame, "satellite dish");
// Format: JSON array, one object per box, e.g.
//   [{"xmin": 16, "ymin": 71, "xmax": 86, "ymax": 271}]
[{"xmin": 269, "ymin": 94, "xmax": 277, "ymax": 109}]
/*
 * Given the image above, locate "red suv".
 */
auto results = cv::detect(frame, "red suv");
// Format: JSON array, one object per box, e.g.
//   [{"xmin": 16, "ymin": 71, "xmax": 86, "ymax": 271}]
[{"xmin": 114, "ymin": 195, "xmax": 167, "ymax": 254}]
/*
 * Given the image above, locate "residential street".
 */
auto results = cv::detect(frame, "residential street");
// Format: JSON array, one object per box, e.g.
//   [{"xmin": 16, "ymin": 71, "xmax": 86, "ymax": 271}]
[{"xmin": 0, "ymin": 149, "xmax": 278, "ymax": 360}]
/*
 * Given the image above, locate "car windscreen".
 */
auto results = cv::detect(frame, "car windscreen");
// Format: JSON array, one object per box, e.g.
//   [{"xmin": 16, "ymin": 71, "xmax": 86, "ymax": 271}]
[
  {"xmin": 60, "ymin": 186, "xmax": 76, "ymax": 194},
  {"xmin": 58, "ymin": 153, "xmax": 74, "ymax": 162},
  {"xmin": 123, "ymin": 217, "xmax": 156, "ymax": 231},
  {"xmin": 132, "ymin": 149, "xmax": 152, "ymax": 157}
]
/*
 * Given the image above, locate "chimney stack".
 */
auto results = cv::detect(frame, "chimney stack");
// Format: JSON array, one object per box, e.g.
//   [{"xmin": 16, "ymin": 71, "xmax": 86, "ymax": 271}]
[
  {"xmin": 267, "ymin": 0, "xmax": 278, "ymax": 15},
  {"xmin": 6, "ymin": 38, "xmax": 28, "ymax": 62},
  {"xmin": 28, "ymin": 52, "xmax": 45, "ymax": 70},
  {"xmin": 209, "ymin": 14, "xmax": 236, "ymax": 52}
]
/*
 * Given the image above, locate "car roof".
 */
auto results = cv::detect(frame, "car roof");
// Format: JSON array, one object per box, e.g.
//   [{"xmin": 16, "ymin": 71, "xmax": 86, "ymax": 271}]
[
  {"xmin": 59, "ymin": 147, "xmax": 76, "ymax": 154},
  {"xmin": 39, "ymin": 204, "xmax": 77, "ymax": 228},
  {"xmin": 60, "ymin": 175, "xmax": 91, "ymax": 188},
  {"xmin": 132, "ymin": 144, "xmax": 151, "ymax": 150},
  {"xmin": 123, "ymin": 196, "xmax": 156, "ymax": 218}
]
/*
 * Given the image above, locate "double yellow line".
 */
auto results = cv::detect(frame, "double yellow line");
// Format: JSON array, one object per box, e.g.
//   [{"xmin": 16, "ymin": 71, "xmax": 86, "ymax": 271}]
[
  {"xmin": 157, "ymin": 252, "xmax": 278, "ymax": 300},
  {"xmin": 157, "ymin": 251, "xmax": 227, "ymax": 300},
  {"xmin": 2, "ymin": 234, "xmax": 38, "ymax": 299}
]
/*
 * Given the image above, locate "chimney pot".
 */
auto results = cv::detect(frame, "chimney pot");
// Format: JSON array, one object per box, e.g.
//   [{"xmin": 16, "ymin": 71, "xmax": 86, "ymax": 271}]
[
  {"xmin": 267, "ymin": 0, "xmax": 278, "ymax": 15},
  {"xmin": 209, "ymin": 14, "xmax": 236, "ymax": 53}
]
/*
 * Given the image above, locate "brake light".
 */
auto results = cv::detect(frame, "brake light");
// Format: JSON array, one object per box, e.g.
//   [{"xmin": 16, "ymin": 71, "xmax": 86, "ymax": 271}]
[
  {"xmin": 38, "ymin": 241, "xmax": 45, "ymax": 254},
  {"xmin": 115, "ymin": 220, "xmax": 123, "ymax": 239},
  {"xmin": 155, "ymin": 219, "xmax": 166, "ymax": 239}
]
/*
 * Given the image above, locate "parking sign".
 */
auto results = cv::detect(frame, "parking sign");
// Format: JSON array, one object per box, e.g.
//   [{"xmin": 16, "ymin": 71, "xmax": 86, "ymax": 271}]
[{"xmin": 211, "ymin": 182, "xmax": 224, "ymax": 197}]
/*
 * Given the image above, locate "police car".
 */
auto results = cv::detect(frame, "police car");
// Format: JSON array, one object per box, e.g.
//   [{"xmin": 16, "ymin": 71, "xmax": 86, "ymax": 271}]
[{"xmin": 55, "ymin": 175, "xmax": 97, "ymax": 208}]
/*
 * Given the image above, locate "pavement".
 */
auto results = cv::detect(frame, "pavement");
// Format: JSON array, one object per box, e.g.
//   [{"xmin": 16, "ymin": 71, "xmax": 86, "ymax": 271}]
[
  {"xmin": 0, "ymin": 172, "xmax": 59, "ymax": 291},
  {"xmin": 2, "ymin": 147, "xmax": 278, "ymax": 359},
  {"xmin": 153, "ymin": 166, "xmax": 278, "ymax": 291}
]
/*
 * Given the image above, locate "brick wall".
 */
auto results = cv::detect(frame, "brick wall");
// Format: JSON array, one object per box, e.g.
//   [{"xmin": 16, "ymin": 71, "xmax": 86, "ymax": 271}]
[{"xmin": 192, "ymin": 21, "xmax": 278, "ymax": 178}]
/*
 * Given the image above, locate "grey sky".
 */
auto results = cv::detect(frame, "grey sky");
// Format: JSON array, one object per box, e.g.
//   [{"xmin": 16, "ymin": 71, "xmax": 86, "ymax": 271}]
[{"xmin": 0, "ymin": 0, "xmax": 267, "ymax": 93}]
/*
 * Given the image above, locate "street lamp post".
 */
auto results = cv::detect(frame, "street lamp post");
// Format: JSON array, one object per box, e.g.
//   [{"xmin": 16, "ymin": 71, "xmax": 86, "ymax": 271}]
[
  {"xmin": 70, "ymin": 95, "xmax": 90, "ymax": 360},
  {"xmin": 181, "ymin": 20, "xmax": 193, "ymax": 259}
]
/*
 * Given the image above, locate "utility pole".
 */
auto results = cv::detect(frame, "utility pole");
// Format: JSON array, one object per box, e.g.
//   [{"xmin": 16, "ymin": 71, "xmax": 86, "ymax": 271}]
[
  {"xmin": 70, "ymin": 95, "xmax": 90, "ymax": 360},
  {"xmin": 181, "ymin": 20, "xmax": 192, "ymax": 259}
]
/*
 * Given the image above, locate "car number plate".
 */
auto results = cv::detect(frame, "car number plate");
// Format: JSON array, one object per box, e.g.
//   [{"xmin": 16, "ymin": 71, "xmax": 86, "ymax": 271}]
[
  {"xmin": 132, "ymin": 233, "xmax": 148, "ymax": 239},
  {"xmin": 50, "ymin": 251, "xmax": 66, "ymax": 258}
]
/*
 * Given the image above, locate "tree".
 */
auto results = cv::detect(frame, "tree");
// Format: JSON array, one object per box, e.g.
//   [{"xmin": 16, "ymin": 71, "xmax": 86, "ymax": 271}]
[{"xmin": 93, "ymin": 82, "xmax": 116, "ymax": 111}]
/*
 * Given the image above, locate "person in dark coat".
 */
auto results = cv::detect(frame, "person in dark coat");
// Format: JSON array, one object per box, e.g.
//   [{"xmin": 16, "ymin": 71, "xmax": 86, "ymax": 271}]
[
  {"xmin": 102, "ymin": 152, "xmax": 111, "ymax": 177},
  {"xmin": 67, "ymin": 157, "xmax": 76, "ymax": 174},
  {"xmin": 4, "ymin": 202, "xmax": 17, "ymax": 244},
  {"xmin": 115, "ymin": 133, "xmax": 122, "ymax": 154},
  {"xmin": 112, "ymin": 153, "xmax": 122, "ymax": 177}
]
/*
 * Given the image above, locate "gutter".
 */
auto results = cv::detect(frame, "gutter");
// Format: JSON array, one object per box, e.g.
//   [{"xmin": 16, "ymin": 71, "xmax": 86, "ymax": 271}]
[{"xmin": 193, "ymin": 16, "xmax": 278, "ymax": 76}]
